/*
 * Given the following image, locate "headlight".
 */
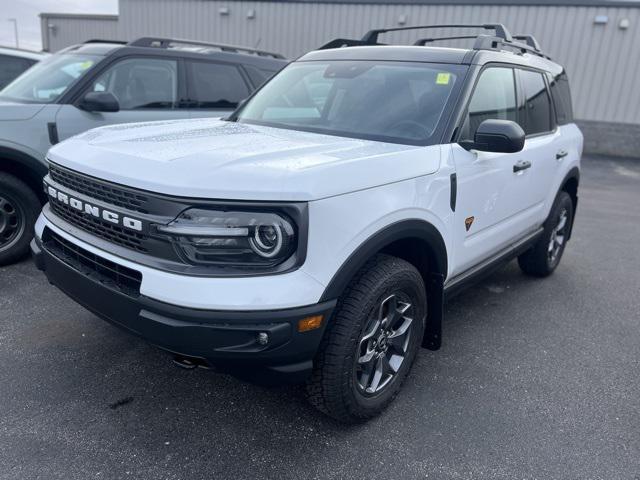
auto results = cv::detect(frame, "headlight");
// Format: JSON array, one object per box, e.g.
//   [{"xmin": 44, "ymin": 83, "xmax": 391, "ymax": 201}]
[{"xmin": 156, "ymin": 209, "xmax": 297, "ymax": 268}]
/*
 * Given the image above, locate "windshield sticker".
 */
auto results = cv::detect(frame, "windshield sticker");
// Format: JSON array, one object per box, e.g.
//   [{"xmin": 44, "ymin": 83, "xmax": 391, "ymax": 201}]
[{"xmin": 436, "ymin": 73, "xmax": 451, "ymax": 85}]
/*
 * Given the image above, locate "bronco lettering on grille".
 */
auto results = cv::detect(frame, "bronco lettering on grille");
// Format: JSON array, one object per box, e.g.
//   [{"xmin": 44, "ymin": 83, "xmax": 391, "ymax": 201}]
[{"xmin": 46, "ymin": 185, "xmax": 143, "ymax": 232}]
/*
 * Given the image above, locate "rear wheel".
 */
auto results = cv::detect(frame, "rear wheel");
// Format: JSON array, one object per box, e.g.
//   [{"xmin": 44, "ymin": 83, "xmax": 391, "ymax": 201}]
[
  {"xmin": 518, "ymin": 190, "xmax": 574, "ymax": 277},
  {"xmin": 0, "ymin": 173, "xmax": 41, "ymax": 266},
  {"xmin": 306, "ymin": 254, "xmax": 426, "ymax": 423}
]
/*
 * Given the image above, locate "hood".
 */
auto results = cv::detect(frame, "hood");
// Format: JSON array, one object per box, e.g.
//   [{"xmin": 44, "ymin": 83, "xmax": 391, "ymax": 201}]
[
  {"xmin": 0, "ymin": 100, "xmax": 47, "ymax": 121},
  {"xmin": 47, "ymin": 118, "xmax": 441, "ymax": 201}
]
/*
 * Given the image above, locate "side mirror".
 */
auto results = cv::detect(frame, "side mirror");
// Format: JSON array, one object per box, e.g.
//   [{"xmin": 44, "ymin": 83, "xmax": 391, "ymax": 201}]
[
  {"xmin": 78, "ymin": 92, "xmax": 120, "ymax": 113},
  {"xmin": 460, "ymin": 119, "xmax": 525, "ymax": 153}
]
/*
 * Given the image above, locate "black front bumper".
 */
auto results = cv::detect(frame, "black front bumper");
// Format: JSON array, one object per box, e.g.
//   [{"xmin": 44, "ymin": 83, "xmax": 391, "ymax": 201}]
[{"xmin": 31, "ymin": 235, "xmax": 335, "ymax": 384}]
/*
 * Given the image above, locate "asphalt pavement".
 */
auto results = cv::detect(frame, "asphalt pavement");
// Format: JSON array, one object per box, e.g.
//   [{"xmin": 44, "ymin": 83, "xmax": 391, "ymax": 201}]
[{"xmin": 1, "ymin": 155, "xmax": 639, "ymax": 479}]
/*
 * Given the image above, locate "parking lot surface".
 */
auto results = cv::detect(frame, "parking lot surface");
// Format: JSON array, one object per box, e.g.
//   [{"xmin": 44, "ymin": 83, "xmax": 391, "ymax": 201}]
[{"xmin": 1, "ymin": 155, "xmax": 639, "ymax": 479}]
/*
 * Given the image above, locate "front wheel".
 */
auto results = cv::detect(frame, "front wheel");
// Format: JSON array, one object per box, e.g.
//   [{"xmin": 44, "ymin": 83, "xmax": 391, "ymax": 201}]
[
  {"xmin": 306, "ymin": 254, "xmax": 426, "ymax": 423},
  {"xmin": 0, "ymin": 173, "xmax": 41, "ymax": 266},
  {"xmin": 518, "ymin": 190, "xmax": 574, "ymax": 277}
]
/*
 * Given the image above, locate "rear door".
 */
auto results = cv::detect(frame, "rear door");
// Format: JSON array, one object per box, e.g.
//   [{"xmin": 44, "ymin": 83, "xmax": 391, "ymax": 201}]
[
  {"xmin": 184, "ymin": 60, "xmax": 252, "ymax": 119},
  {"xmin": 55, "ymin": 56, "xmax": 189, "ymax": 141},
  {"xmin": 514, "ymin": 68, "xmax": 560, "ymax": 221}
]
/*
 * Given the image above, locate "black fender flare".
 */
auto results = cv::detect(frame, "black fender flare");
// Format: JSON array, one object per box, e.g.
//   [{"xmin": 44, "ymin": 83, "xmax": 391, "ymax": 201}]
[
  {"xmin": 558, "ymin": 166, "xmax": 580, "ymax": 240},
  {"xmin": 0, "ymin": 147, "xmax": 47, "ymax": 201},
  {"xmin": 319, "ymin": 219, "xmax": 448, "ymax": 302}
]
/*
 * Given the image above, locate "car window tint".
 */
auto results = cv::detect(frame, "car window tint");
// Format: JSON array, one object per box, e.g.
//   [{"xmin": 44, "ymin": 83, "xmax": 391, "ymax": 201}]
[
  {"xmin": 0, "ymin": 55, "xmax": 35, "ymax": 89},
  {"xmin": 188, "ymin": 61, "xmax": 250, "ymax": 109},
  {"xmin": 91, "ymin": 58, "xmax": 178, "ymax": 110},
  {"xmin": 520, "ymin": 69, "xmax": 552, "ymax": 135},
  {"xmin": 461, "ymin": 67, "xmax": 516, "ymax": 141},
  {"xmin": 548, "ymin": 71, "xmax": 574, "ymax": 125}
]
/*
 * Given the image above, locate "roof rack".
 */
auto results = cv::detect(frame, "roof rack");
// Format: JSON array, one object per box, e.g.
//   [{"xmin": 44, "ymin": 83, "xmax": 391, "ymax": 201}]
[
  {"xmin": 318, "ymin": 23, "xmax": 551, "ymax": 60},
  {"xmin": 513, "ymin": 34, "xmax": 542, "ymax": 51},
  {"xmin": 127, "ymin": 37, "xmax": 285, "ymax": 59},
  {"xmin": 84, "ymin": 39, "xmax": 128, "ymax": 45},
  {"xmin": 361, "ymin": 24, "xmax": 513, "ymax": 44}
]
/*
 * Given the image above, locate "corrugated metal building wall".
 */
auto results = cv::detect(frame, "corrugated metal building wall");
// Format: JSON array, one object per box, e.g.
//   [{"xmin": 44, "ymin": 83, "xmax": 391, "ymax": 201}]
[
  {"xmin": 40, "ymin": 1, "xmax": 640, "ymax": 156},
  {"xmin": 40, "ymin": 14, "xmax": 119, "ymax": 52}
]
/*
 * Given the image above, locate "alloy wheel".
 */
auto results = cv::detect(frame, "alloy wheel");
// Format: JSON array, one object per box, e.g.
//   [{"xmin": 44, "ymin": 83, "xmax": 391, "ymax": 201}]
[
  {"xmin": 355, "ymin": 293, "xmax": 414, "ymax": 395},
  {"xmin": 548, "ymin": 208, "xmax": 568, "ymax": 265}
]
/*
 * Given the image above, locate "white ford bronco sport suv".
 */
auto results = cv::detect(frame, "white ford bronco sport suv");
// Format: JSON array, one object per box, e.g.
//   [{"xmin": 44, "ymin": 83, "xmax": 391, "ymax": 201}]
[{"xmin": 32, "ymin": 24, "xmax": 582, "ymax": 423}]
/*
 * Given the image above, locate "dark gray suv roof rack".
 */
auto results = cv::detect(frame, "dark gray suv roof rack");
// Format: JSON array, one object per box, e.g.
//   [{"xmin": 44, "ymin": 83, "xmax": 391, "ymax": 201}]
[
  {"xmin": 319, "ymin": 23, "xmax": 551, "ymax": 60},
  {"xmin": 127, "ymin": 37, "xmax": 285, "ymax": 59}
]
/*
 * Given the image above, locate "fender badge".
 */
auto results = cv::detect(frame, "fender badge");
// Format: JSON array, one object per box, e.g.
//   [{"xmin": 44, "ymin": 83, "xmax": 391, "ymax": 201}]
[{"xmin": 465, "ymin": 216, "xmax": 475, "ymax": 231}]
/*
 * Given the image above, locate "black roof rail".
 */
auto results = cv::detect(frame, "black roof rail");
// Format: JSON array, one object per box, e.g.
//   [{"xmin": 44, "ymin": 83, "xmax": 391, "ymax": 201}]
[
  {"xmin": 414, "ymin": 35, "xmax": 479, "ymax": 46},
  {"xmin": 84, "ymin": 39, "xmax": 128, "ymax": 45},
  {"xmin": 361, "ymin": 23, "xmax": 513, "ymax": 44},
  {"xmin": 513, "ymin": 34, "xmax": 542, "ymax": 51},
  {"xmin": 318, "ymin": 24, "xmax": 552, "ymax": 61},
  {"xmin": 127, "ymin": 37, "xmax": 285, "ymax": 59}
]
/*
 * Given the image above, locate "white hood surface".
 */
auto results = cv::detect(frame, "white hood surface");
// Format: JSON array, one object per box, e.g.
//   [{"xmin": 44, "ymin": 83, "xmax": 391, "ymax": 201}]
[{"xmin": 47, "ymin": 118, "xmax": 441, "ymax": 201}]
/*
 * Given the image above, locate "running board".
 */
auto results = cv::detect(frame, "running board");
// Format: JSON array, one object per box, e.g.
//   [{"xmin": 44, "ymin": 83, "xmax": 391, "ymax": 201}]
[{"xmin": 444, "ymin": 227, "xmax": 544, "ymax": 299}]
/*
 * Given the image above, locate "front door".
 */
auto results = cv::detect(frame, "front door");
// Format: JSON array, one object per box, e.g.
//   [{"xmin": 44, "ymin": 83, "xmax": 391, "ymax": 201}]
[
  {"xmin": 55, "ymin": 56, "xmax": 189, "ymax": 141},
  {"xmin": 450, "ymin": 66, "xmax": 539, "ymax": 276}
]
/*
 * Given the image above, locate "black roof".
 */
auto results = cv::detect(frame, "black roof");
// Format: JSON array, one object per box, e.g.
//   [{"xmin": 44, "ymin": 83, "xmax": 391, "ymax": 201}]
[{"xmin": 58, "ymin": 38, "xmax": 288, "ymax": 69}]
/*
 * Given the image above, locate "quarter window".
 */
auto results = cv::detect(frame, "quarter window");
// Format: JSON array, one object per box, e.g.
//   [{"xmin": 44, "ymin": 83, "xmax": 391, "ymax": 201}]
[
  {"xmin": 548, "ymin": 71, "xmax": 574, "ymax": 125},
  {"xmin": 461, "ymin": 67, "xmax": 517, "ymax": 141},
  {"xmin": 519, "ymin": 69, "xmax": 553, "ymax": 135},
  {"xmin": 187, "ymin": 61, "xmax": 250, "ymax": 109},
  {"xmin": 90, "ymin": 58, "xmax": 178, "ymax": 110}
]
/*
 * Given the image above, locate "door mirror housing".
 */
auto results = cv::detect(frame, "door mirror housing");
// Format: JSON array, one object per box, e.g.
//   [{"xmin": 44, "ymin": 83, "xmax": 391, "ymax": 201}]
[
  {"xmin": 460, "ymin": 119, "xmax": 525, "ymax": 153},
  {"xmin": 78, "ymin": 92, "xmax": 120, "ymax": 113}
]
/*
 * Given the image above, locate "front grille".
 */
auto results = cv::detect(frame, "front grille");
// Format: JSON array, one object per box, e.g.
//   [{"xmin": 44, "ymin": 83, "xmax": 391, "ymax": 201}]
[
  {"xmin": 49, "ymin": 200, "xmax": 148, "ymax": 253},
  {"xmin": 43, "ymin": 228, "xmax": 142, "ymax": 297},
  {"xmin": 49, "ymin": 163, "xmax": 150, "ymax": 214}
]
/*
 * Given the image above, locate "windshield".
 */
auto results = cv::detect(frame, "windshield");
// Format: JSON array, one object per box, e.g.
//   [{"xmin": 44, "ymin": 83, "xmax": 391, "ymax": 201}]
[
  {"xmin": 0, "ymin": 53, "xmax": 101, "ymax": 103},
  {"xmin": 234, "ymin": 60, "xmax": 466, "ymax": 145}
]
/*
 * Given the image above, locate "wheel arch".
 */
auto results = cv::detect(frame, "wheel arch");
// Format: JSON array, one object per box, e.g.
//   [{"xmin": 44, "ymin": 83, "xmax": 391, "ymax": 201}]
[
  {"xmin": 319, "ymin": 219, "xmax": 448, "ymax": 303},
  {"xmin": 559, "ymin": 166, "xmax": 580, "ymax": 240},
  {"xmin": 319, "ymin": 219, "xmax": 447, "ymax": 350},
  {"xmin": 0, "ymin": 147, "xmax": 47, "ymax": 204}
]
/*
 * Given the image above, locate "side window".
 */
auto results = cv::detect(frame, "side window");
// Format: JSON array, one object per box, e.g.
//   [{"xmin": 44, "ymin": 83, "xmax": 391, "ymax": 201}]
[
  {"xmin": 461, "ymin": 67, "xmax": 516, "ymax": 141},
  {"xmin": 519, "ymin": 69, "xmax": 553, "ymax": 135},
  {"xmin": 0, "ymin": 55, "xmax": 35, "ymax": 89},
  {"xmin": 548, "ymin": 71, "xmax": 574, "ymax": 125},
  {"xmin": 89, "ymin": 57, "xmax": 178, "ymax": 110},
  {"xmin": 187, "ymin": 61, "xmax": 251, "ymax": 109}
]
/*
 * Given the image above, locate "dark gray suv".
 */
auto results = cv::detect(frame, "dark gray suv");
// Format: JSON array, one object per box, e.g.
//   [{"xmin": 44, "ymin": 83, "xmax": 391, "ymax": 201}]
[{"xmin": 0, "ymin": 37, "xmax": 287, "ymax": 265}]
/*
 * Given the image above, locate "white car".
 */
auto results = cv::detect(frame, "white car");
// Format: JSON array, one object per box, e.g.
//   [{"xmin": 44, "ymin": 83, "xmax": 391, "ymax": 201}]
[
  {"xmin": 32, "ymin": 24, "xmax": 582, "ymax": 423},
  {"xmin": 0, "ymin": 46, "xmax": 48, "ymax": 90}
]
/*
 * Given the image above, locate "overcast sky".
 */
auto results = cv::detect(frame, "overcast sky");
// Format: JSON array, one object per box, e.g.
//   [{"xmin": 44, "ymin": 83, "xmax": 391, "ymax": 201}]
[{"xmin": 1, "ymin": 0, "xmax": 118, "ymax": 51}]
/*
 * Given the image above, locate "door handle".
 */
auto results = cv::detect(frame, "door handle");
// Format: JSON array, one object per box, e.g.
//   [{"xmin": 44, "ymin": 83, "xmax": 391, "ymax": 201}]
[
  {"xmin": 556, "ymin": 150, "xmax": 568, "ymax": 160},
  {"xmin": 513, "ymin": 160, "xmax": 532, "ymax": 173}
]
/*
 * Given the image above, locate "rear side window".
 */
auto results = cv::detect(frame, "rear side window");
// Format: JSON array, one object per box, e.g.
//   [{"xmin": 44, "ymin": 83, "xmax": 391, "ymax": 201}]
[
  {"xmin": 187, "ymin": 61, "xmax": 251, "ymax": 109},
  {"xmin": 548, "ymin": 71, "xmax": 574, "ymax": 125},
  {"xmin": 519, "ymin": 69, "xmax": 553, "ymax": 135},
  {"xmin": 0, "ymin": 55, "xmax": 35, "ymax": 89},
  {"xmin": 460, "ymin": 67, "xmax": 517, "ymax": 141}
]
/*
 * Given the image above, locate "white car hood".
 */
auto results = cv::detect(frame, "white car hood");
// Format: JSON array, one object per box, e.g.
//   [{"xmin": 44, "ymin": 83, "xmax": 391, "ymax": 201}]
[{"xmin": 47, "ymin": 118, "xmax": 441, "ymax": 201}]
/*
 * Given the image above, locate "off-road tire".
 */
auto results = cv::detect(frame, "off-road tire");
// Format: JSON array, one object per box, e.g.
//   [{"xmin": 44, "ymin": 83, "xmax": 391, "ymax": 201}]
[
  {"xmin": 518, "ymin": 190, "xmax": 574, "ymax": 277},
  {"xmin": 0, "ymin": 173, "xmax": 41, "ymax": 266},
  {"xmin": 306, "ymin": 254, "xmax": 426, "ymax": 423}
]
